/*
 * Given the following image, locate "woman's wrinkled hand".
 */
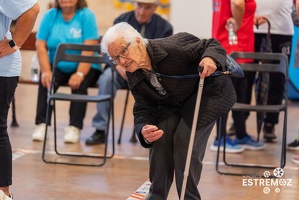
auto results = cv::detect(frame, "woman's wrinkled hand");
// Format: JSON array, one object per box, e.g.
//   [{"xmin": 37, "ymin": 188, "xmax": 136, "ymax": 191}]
[
  {"xmin": 199, "ymin": 57, "xmax": 217, "ymax": 79},
  {"xmin": 141, "ymin": 124, "xmax": 164, "ymax": 143}
]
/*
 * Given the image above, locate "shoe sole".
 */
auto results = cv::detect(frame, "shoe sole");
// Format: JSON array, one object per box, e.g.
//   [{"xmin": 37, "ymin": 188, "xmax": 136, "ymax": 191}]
[
  {"xmin": 32, "ymin": 135, "xmax": 47, "ymax": 142},
  {"xmin": 292, "ymin": 158, "xmax": 299, "ymax": 164},
  {"xmin": 227, "ymin": 132, "xmax": 236, "ymax": 137},
  {"xmin": 239, "ymin": 144, "xmax": 266, "ymax": 151},
  {"xmin": 264, "ymin": 138, "xmax": 278, "ymax": 143},
  {"xmin": 64, "ymin": 139, "xmax": 79, "ymax": 144},
  {"xmin": 85, "ymin": 141, "xmax": 105, "ymax": 145},
  {"xmin": 287, "ymin": 146, "xmax": 299, "ymax": 151},
  {"xmin": 210, "ymin": 145, "xmax": 244, "ymax": 153},
  {"xmin": 32, "ymin": 138, "xmax": 44, "ymax": 142}
]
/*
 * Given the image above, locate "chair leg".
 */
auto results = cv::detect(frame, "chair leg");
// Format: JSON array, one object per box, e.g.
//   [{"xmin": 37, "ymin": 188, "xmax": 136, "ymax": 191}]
[
  {"xmin": 280, "ymin": 111, "xmax": 287, "ymax": 168},
  {"xmin": 215, "ymin": 118, "xmax": 223, "ymax": 174},
  {"xmin": 129, "ymin": 130, "xmax": 137, "ymax": 143},
  {"xmin": 215, "ymin": 113, "xmax": 287, "ymax": 177},
  {"xmin": 117, "ymin": 88, "xmax": 130, "ymax": 144},
  {"xmin": 10, "ymin": 95, "xmax": 19, "ymax": 127},
  {"xmin": 42, "ymin": 100, "xmax": 111, "ymax": 167}
]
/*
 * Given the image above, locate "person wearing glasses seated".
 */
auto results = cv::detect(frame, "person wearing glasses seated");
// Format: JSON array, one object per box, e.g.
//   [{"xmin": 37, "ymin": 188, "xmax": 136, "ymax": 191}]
[
  {"xmin": 32, "ymin": 0, "xmax": 101, "ymax": 143},
  {"xmin": 100, "ymin": 22, "xmax": 236, "ymax": 199},
  {"xmin": 85, "ymin": 0, "xmax": 173, "ymax": 145}
]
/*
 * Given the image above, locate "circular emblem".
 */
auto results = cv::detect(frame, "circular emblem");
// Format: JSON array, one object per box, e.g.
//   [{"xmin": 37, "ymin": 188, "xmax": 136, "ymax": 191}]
[
  {"xmin": 275, "ymin": 188, "xmax": 281, "ymax": 193},
  {"xmin": 263, "ymin": 171, "xmax": 271, "ymax": 178},
  {"xmin": 273, "ymin": 168, "xmax": 284, "ymax": 178},
  {"xmin": 279, "ymin": 179, "xmax": 287, "ymax": 186},
  {"xmin": 263, "ymin": 187, "xmax": 271, "ymax": 194}
]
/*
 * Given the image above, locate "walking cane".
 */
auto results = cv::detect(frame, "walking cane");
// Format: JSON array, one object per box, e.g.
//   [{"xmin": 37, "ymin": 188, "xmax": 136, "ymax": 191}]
[{"xmin": 180, "ymin": 70, "xmax": 205, "ymax": 200}]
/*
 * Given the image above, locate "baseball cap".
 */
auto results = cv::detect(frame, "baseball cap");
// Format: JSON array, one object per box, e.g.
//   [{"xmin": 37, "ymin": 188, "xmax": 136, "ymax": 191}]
[{"xmin": 132, "ymin": 0, "xmax": 158, "ymax": 4}]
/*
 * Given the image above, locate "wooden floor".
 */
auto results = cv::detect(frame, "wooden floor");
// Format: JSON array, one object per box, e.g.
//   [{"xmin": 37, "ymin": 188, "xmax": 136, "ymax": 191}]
[
  {"xmin": 10, "ymin": 1, "xmax": 298, "ymax": 199},
  {"xmin": 7, "ymin": 82, "xmax": 299, "ymax": 200}
]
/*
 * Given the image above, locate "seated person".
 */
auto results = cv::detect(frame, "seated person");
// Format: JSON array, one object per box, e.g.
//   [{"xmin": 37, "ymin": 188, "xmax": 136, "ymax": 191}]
[
  {"xmin": 85, "ymin": 0, "xmax": 173, "ymax": 145},
  {"xmin": 32, "ymin": 0, "xmax": 101, "ymax": 143}
]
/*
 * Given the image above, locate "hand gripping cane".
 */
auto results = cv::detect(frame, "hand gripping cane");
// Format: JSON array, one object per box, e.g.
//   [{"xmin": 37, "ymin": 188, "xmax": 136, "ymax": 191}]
[{"xmin": 180, "ymin": 69, "xmax": 205, "ymax": 200}]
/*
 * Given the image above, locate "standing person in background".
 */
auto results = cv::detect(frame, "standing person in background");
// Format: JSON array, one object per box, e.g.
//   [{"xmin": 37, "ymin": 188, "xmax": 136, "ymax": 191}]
[
  {"xmin": 85, "ymin": 0, "xmax": 173, "ymax": 145},
  {"xmin": 249, "ymin": 0, "xmax": 294, "ymax": 142},
  {"xmin": 0, "ymin": 1, "xmax": 39, "ymax": 199},
  {"xmin": 211, "ymin": 0, "xmax": 265, "ymax": 153},
  {"xmin": 32, "ymin": 0, "xmax": 101, "ymax": 143}
]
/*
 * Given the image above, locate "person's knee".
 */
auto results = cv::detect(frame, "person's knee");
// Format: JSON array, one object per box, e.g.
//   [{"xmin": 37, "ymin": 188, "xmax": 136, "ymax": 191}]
[{"xmin": 98, "ymin": 69, "xmax": 113, "ymax": 85}]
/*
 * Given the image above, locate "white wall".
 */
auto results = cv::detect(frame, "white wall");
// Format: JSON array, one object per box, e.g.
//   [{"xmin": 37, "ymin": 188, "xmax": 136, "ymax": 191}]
[{"xmin": 170, "ymin": 0, "xmax": 212, "ymax": 39}]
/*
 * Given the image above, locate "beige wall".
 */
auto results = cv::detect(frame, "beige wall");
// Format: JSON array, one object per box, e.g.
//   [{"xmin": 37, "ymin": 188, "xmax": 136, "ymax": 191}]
[{"xmin": 86, "ymin": 0, "xmax": 127, "ymax": 35}]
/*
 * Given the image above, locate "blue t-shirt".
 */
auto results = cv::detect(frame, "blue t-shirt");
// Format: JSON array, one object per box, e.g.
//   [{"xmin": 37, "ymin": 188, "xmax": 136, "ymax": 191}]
[
  {"xmin": 37, "ymin": 7, "xmax": 100, "ymax": 73},
  {"xmin": 0, "ymin": 0, "xmax": 37, "ymax": 77}
]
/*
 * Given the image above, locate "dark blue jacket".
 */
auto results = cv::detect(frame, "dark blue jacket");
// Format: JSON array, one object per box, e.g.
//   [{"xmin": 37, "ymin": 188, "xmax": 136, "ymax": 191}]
[{"xmin": 114, "ymin": 11, "xmax": 173, "ymax": 39}]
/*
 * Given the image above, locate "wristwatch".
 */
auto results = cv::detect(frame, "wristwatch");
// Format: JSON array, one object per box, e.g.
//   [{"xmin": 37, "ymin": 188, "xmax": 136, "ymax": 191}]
[
  {"xmin": 76, "ymin": 71, "xmax": 84, "ymax": 77},
  {"xmin": 9, "ymin": 39, "xmax": 21, "ymax": 50}
]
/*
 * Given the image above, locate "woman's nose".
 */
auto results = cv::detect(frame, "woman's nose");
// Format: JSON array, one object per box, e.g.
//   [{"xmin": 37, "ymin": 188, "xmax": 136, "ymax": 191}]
[{"xmin": 118, "ymin": 57, "xmax": 127, "ymax": 65}]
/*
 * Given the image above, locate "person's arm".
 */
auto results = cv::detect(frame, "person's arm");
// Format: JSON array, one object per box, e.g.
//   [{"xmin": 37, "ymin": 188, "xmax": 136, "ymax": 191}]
[
  {"xmin": 68, "ymin": 9, "xmax": 99, "ymax": 90},
  {"xmin": 36, "ymin": 39, "xmax": 52, "ymax": 89},
  {"xmin": 75, "ymin": 39, "xmax": 98, "ymax": 77},
  {"xmin": 0, "ymin": 3, "xmax": 39, "ymax": 58},
  {"xmin": 130, "ymin": 85, "xmax": 160, "ymax": 148},
  {"xmin": 229, "ymin": 0, "xmax": 245, "ymax": 30},
  {"xmin": 12, "ymin": 3, "xmax": 40, "ymax": 49},
  {"xmin": 68, "ymin": 38, "xmax": 98, "ymax": 90},
  {"xmin": 292, "ymin": 5, "xmax": 299, "ymax": 27},
  {"xmin": 296, "ymin": 0, "xmax": 299, "ymax": 19}
]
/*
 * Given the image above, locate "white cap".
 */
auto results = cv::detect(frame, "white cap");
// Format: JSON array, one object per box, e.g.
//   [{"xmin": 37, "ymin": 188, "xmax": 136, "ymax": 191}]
[{"xmin": 132, "ymin": 0, "xmax": 158, "ymax": 4}]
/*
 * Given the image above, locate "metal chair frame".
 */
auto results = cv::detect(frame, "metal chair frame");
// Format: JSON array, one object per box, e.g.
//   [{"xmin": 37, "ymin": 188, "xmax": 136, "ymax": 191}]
[
  {"xmin": 117, "ymin": 87, "xmax": 137, "ymax": 144},
  {"xmin": 216, "ymin": 52, "xmax": 288, "ymax": 176},
  {"xmin": 41, "ymin": 43, "xmax": 115, "ymax": 167}
]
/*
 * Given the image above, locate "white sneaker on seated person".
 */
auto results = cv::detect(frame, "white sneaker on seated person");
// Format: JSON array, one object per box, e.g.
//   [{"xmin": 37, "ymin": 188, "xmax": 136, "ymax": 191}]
[
  {"xmin": 32, "ymin": 123, "xmax": 47, "ymax": 141},
  {"xmin": 0, "ymin": 190, "xmax": 13, "ymax": 200},
  {"xmin": 64, "ymin": 125, "xmax": 80, "ymax": 143}
]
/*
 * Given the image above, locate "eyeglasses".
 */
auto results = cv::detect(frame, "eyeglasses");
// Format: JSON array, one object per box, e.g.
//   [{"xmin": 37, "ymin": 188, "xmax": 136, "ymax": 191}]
[{"xmin": 110, "ymin": 43, "xmax": 131, "ymax": 65}]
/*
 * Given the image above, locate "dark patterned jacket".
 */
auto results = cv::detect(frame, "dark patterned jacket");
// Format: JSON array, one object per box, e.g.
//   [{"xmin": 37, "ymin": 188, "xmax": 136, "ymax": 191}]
[{"xmin": 127, "ymin": 32, "xmax": 236, "ymax": 148}]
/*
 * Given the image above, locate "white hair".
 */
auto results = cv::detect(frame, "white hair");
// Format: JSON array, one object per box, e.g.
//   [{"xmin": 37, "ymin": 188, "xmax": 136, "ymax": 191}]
[{"xmin": 101, "ymin": 22, "xmax": 148, "ymax": 56}]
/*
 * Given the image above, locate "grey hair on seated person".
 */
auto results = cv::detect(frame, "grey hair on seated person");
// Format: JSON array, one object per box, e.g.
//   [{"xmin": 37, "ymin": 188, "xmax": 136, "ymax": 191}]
[{"xmin": 101, "ymin": 22, "xmax": 148, "ymax": 56}]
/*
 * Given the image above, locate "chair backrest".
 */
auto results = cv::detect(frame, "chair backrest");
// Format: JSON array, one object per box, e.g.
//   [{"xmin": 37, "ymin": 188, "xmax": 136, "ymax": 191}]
[
  {"xmin": 53, "ymin": 43, "xmax": 111, "ymax": 68},
  {"xmin": 230, "ymin": 52, "xmax": 288, "ymax": 77},
  {"xmin": 49, "ymin": 43, "xmax": 112, "ymax": 94},
  {"xmin": 230, "ymin": 51, "xmax": 289, "ymax": 107}
]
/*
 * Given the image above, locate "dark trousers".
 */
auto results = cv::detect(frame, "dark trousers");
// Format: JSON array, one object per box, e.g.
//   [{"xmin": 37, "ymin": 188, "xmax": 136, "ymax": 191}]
[
  {"xmin": 231, "ymin": 76, "xmax": 248, "ymax": 138},
  {"xmin": 216, "ymin": 75, "xmax": 248, "ymax": 140},
  {"xmin": 0, "ymin": 76, "xmax": 18, "ymax": 187},
  {"xmin": 246, "ymin": 33, "xmax": 292, "ymax": 124},
  {"xmin": 147, "ymin": 112, "xmax": 215, "ymax": 200},
  {"xmin": 35, "ymin": 68, "xmax": 101, "ymax": 129}
]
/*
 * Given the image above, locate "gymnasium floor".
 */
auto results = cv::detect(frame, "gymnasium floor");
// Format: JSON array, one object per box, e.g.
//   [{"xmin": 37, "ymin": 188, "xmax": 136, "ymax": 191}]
[{"xmin": 7, "ymin": 82, "xmax": 299, "ymax": 200}]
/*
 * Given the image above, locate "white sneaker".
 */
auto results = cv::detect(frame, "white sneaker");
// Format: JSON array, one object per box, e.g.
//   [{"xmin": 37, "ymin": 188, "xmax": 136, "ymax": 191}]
[
  {"xmin": 0, "ymin": 190, "xmax": 12, "ymax": 200},
  {"xmin": 32, "ymin": 123, "xmax": 47, "ymax": 141},
  {"xmin": 64, "ymin": 126, "xmax": 80, "ymax": 143}
]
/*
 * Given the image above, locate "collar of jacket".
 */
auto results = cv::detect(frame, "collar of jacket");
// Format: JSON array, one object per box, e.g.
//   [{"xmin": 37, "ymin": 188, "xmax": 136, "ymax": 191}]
[{"xmin": 127, "ymin": 40, "xmax": 168, "ymax": 87}]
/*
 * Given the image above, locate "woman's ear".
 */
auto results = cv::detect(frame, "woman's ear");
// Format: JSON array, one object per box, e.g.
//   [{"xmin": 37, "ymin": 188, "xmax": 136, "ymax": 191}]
[{"xmin": 136, "ymin": 37, "xmax": 142, "ymax": 45}]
